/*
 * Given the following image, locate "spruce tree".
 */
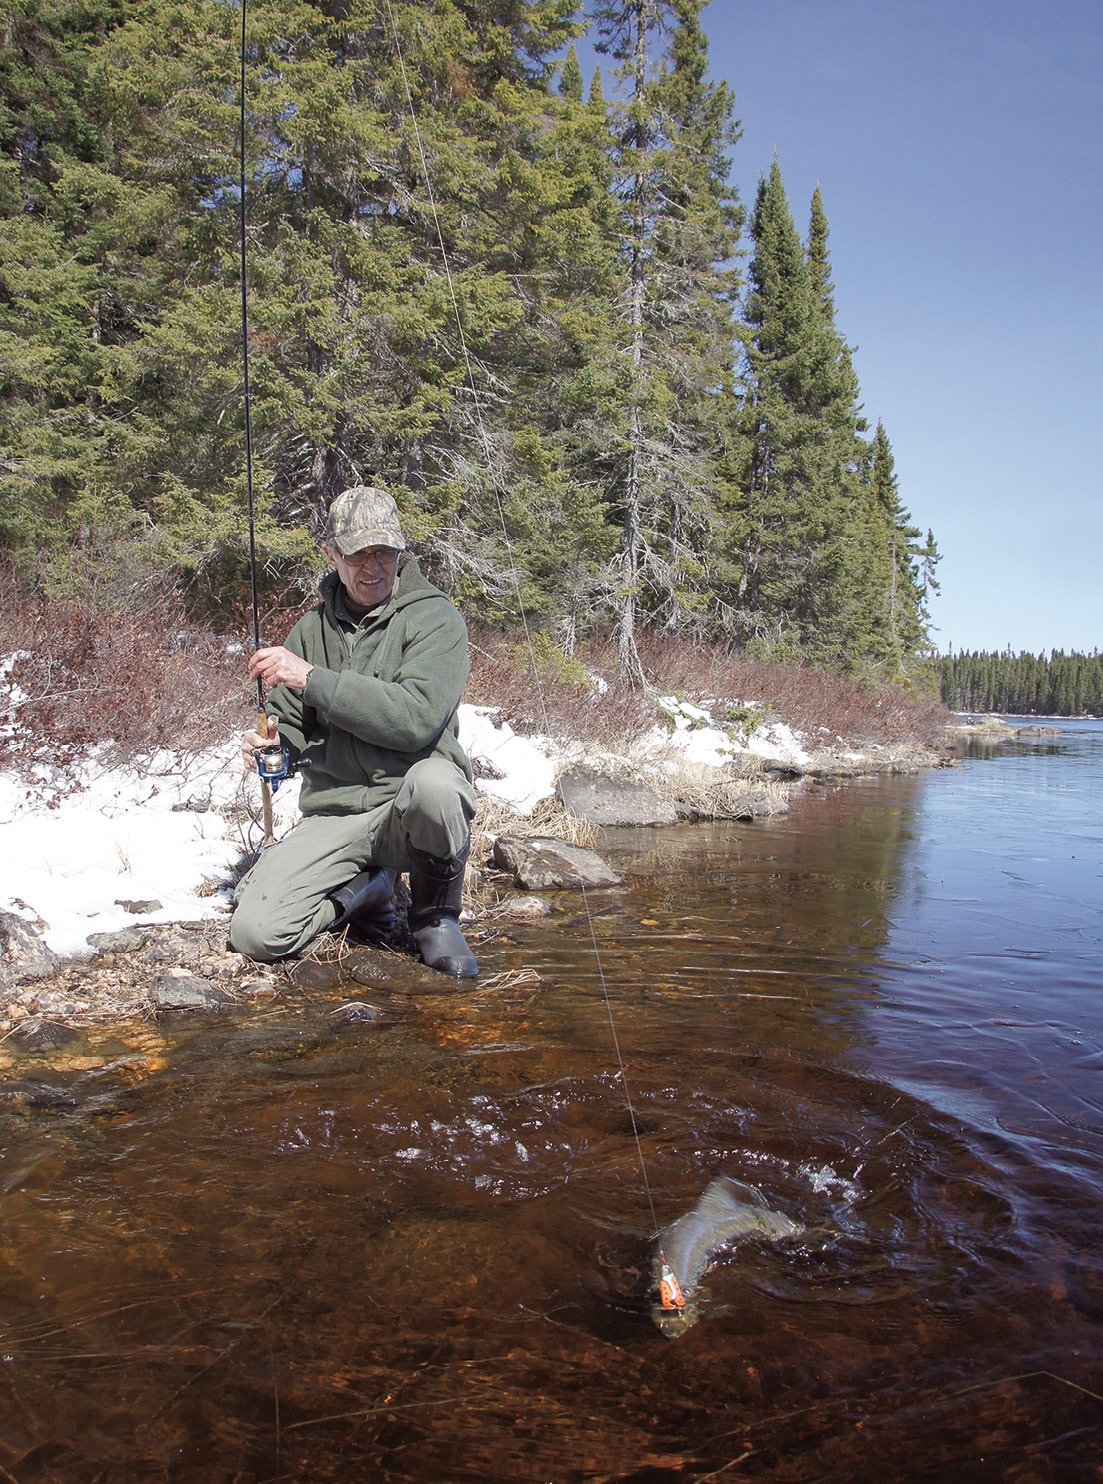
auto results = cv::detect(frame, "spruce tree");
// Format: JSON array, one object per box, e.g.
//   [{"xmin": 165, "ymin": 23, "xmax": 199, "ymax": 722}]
[
  {"xmin": 729, "ymin": 160, "xmax": 842, "ymax": 659},
  {"xmin": 867, "ymin": 420, "xmax": 937, "ymax": 679}
]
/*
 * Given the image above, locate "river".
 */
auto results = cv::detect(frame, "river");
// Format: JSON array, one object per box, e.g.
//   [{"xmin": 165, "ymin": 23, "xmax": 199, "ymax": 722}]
[{"xmin": 1, "ymin": 721, "xmax": 1100, "ymax": 1481}]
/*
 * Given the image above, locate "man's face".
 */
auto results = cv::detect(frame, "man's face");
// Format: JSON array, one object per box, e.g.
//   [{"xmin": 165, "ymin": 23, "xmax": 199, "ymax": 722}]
[{"xmin": 325, "ymin": 543, "xmax": 400, "ymax": 611}]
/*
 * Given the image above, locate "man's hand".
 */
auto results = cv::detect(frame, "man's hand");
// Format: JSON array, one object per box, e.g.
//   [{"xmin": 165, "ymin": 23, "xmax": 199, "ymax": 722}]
[
  {"xmin": 249, "ymin": 645, "xmax": 314, "ymax": 692},
  {"xmin": 241, "ymin": 716, "xmax": 280, "ymax": 773}
]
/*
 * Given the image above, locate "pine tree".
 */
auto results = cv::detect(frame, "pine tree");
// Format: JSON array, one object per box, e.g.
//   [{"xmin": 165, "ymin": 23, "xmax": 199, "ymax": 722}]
[{"xmin": 724, "ymin": 165, "xmax": 935, "ymax": 675}]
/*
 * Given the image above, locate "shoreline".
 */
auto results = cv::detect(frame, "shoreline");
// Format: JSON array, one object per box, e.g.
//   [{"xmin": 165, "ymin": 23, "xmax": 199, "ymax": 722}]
[{"xmin": 0, "ymin": 732, "xmax": 950, "ymax": 1068}]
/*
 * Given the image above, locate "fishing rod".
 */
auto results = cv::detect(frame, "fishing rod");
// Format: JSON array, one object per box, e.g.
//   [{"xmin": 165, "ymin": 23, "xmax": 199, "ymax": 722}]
[{"xmin": 239, "ymin": 0, "xmax": 287, "ymax": 847}]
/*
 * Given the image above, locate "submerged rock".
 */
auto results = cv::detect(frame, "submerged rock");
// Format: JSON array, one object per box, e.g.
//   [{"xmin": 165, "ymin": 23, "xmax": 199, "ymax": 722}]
[
  {"xmin": 287, "ymin": 958, "xmax": 347, "ymax": 991},
  {"xmin": 330, "ymin": 1000, "xmax": 393, "ymax": 1027},
  {"xmin": 9, "ymin": 1016, "xmax": 80, "ymax": 1053},
  {"xmin": 0, "ymin": 1077, "xmax": 79, "ymax": 1111},
  {"xmin": 498, "ymin": 894, "xmax": 554, "ymax": 919},
  {"xmin": 492, "ymin": 836, "xmax": 624, "ymax": 891}
]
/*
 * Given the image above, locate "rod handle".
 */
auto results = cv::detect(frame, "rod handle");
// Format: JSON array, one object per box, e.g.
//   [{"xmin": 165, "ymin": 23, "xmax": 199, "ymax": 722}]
[{"xmin": 256, "ymin": 710, "xmax": 275, "ymax": 845}]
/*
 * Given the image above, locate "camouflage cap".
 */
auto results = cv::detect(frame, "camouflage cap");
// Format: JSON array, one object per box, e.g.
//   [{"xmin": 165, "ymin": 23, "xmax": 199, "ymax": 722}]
[{"xmin": 324, "ymin": 485, "xmax": 406, "ymax": 556}]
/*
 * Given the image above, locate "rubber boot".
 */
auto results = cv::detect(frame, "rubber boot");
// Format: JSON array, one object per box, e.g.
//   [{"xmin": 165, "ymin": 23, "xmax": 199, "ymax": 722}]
[
  {"xmin": 329, "ymin": 866, "xmax": 397, "ymax": 944},
  {"xmin": 407, "ymin": 842, "xmax": 478, "ymax": 979}
]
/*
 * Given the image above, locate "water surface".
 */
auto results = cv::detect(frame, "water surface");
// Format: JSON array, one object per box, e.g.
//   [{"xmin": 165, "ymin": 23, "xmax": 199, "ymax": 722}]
[{"xmin": 1, "ymin": 722, "xmax": 1100, "ymax": 1480}]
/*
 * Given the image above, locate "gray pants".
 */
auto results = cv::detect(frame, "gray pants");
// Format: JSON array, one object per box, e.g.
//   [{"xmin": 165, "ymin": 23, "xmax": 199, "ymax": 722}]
[{"xmin": 229, "ymin": 757, "xmax": 477, "ymax": 962}]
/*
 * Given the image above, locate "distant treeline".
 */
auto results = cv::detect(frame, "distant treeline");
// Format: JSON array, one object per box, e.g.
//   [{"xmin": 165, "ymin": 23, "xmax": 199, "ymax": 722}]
[
  {"xmin": 939, "ymin": 650, "xmax": 1103, "ymax": 717},
  {"xmin": 2, "ymin": 0, "xmax": 939, "ymax": 683}
]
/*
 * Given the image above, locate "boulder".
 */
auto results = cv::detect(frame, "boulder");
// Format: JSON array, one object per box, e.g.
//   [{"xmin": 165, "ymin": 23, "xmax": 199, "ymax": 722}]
[
  {"xmin": 0, "ymin": 911, "xmax": 60, "ymax": 995},
  {"xmin": 492, "ymin": 836, "xmax": 624, "ymax": 891},
  {"xmin": 557, "ymin": 766, "xmax": 679, "ymax": 828}
]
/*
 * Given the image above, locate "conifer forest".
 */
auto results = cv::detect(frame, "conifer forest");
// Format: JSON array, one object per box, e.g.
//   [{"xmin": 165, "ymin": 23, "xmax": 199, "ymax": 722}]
[
  {"xmin": 1, "ymin": 0, "xmax": 942, "ymax": 683},
  {"xmin": 938, "ymin": 650, "xmax": 1103, "ymax": 719}
]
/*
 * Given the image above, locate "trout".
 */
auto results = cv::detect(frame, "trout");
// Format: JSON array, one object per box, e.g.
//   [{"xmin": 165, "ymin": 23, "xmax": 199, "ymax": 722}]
[{"xmin": 651, "ymin": 1176, "xmax": 801, "ymax": 1336}]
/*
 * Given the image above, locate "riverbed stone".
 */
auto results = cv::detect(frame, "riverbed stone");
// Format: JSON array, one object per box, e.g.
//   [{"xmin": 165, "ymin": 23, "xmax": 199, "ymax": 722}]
[
  {"xmin": 499, "ymin": 894, "xmax": 554, "ymax": 919},
  {"xmin": 9, "ymin": 1016, "xmax": 80, "ymax": 1053},
  {"xmin": 0, "ymin": 911, "xmax": 60, "ymax": 994},
  {"xmin": 345, "ymin": 946, "xmax": 399, "ymax": 988},
  {"xmin": 287, "ymin": 957, "xmax": 346, "ymax": 990},
  {"xmin": 557, "ymin": 766, "xmax": 679, "ymax": 827},
  {"xmin": 150, "ymin": 975, "xmax": 232, "ymax": 1014},
  {"xmin": 330, "ymin": 1000, "xmax": 393, "ymax": 1027},
  {"xmin": 0, "ymin": 1077, "xmax": 79, "ymax": 1111},
  {"xmin": 87, "ymin": 926, "xmax": 155, "ymax": 954},
  {"xmin": 492, "ymin": 836, "xmax": 624, "ymax": 891}
]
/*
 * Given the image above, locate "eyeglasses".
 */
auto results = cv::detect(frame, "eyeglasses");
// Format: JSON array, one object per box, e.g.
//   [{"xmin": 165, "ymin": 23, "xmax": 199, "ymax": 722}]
[{"xmin": 342, "ymin": 547, "xmax": 400, "ymax": 569}]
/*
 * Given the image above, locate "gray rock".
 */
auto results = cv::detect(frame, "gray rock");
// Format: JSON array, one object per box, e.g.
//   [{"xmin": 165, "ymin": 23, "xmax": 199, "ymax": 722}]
[
  {"xmin": 10, "ymin": 1017, "xmax": 80, "ymax": 1053},
  {"xmin": 499, "ymin": 894, "xmax": 554, "ymax": 919},
  {"xmin": 0, "ymin": 911, "xmax": 60, "ymax": 994},
  {"xmin": 727, "ymin": 786, "xmax": 791, "ymax": 820},
  {"xmin": 557, "ymin": 767, "xmax": 679, "ymax": 828},
  {"xmin": 150, "ymin": 976, "xmax": 232, "ymax": 1013},
  {"xmin": 114, "ymin": 898, "xmax": 163, "ymax": 914},
  {"xmin": 492, "ymin": 836, "xmax": 624, "ymax": 891},
  {"xmin": 87, "ymin": 927, "xmax": 154, "ymax": 954}
]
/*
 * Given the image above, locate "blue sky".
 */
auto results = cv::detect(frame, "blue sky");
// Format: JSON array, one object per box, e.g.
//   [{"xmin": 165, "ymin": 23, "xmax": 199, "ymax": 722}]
[{"xmin": 585, "ymin": 0, "xmax": 1102, "ymax": 655}]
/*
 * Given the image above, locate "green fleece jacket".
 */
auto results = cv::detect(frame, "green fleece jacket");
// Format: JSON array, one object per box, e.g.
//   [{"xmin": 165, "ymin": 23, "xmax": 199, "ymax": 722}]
[{"xmin": 266, "ymin": 557, "xmax": 473, "ymax": 816}]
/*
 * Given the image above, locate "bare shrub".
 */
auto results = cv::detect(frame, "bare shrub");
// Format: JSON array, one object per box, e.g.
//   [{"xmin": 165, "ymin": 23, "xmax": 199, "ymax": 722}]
[
  {"xmin": 467, "ymin": 626, "xmax": 653, "ymax": 745},
  {"xmin": 632, "ymin": 631, "xmax": 950, "ymax": 749},
  {"xmin": 0, "ymin": 560, "xmax": 249, "ymax": 777},
  {"xmin": 1, "ymin": 554, "xmax": 948, "ymax": 792},
  {"xmin": 467, "ymin": 626, "xmax": 949, "ymax": 752}
]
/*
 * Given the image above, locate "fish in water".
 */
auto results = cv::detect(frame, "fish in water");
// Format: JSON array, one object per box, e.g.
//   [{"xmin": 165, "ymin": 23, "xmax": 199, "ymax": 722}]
[{"xmin": 651, "ymin": 1176, "xmax": 802, "ymax": 1336}]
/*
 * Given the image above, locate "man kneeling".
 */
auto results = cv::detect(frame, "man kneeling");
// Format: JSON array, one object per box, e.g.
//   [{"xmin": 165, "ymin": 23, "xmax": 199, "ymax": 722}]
[{"xmin": 230, "ymin": 485, "xmax": 478, "ymax": 978}]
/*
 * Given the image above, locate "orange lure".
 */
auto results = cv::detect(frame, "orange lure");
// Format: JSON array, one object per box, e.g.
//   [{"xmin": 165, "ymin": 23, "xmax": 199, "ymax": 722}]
[{"xmin": 658, "ymin": 1251, "xmax": 687, "ymax": 1313}]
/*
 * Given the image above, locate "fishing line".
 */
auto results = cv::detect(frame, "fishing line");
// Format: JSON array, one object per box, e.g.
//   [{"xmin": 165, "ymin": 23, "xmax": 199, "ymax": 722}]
[{"xmin": 382, "ymin": 0, "xmax": 660, "ymax": 1240}]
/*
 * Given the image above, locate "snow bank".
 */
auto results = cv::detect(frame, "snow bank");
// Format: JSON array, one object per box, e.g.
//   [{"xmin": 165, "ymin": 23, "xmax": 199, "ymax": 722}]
[
  {"xmin": 640, "ymin": 696, "xmax": 811, "ymax": 770},
  {"xmin": 0, "ymin": 741, "xmax": 300, "ymax": 957}
]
